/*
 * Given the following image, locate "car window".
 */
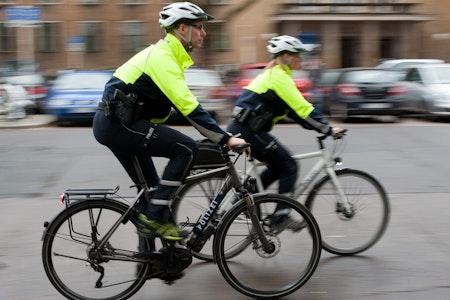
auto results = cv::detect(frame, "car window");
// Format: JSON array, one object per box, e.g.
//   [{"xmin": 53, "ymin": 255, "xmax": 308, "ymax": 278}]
[
  {"xmin": 319, "ymin": 70, "xmax": 341, "ymax": 85},
  {"xmin": 342, "ymin": 70, "xmax": 397, "ymax": 83},
  {"xmin": 405, "ymin": 69, "xmax": 422, "ymax": 82},
  {"xmin": 429, "ymin": 67, "xmax": 450, "ymax": 84},
  {"xmin": 53, "ymin": 73, "xmax": 111, "ymax": 90}
]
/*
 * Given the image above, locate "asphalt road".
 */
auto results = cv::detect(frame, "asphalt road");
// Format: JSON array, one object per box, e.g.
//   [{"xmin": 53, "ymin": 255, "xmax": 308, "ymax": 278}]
[{"xmin": 1, "ymin": 118, "xmax": 450, "ymax": 299}]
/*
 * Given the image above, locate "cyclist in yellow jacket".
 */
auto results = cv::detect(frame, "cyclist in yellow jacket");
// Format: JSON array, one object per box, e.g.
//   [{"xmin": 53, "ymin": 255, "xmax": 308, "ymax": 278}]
[
  {"xmin": 93, "ymin": 2, "xmax": 247, "ymax": 241},
  {"xmin": 227, "ymin": 35, "xmax": 342, "ymax": 228}
]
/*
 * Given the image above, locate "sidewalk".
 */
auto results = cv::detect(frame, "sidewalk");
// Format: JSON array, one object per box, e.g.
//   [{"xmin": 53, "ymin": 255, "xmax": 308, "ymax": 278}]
[{"xmin": 0, "ymin": 114, "xmax": 56, "ymax": 129}]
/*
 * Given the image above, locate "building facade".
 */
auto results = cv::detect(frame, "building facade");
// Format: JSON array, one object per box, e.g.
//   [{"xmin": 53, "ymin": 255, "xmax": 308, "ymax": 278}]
[{"xmin": 0, "ymin": 0, "xmax": 447, "ymax": 76}]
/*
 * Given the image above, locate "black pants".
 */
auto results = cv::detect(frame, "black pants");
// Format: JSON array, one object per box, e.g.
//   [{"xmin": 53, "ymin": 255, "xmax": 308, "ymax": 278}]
[
  {"xmin": 93, "ymin": 110, "xmax": 198, "ymax": 222},
  {"xmin": 227, "ymin": 121, "xmax": 298, "ymax": 196}
]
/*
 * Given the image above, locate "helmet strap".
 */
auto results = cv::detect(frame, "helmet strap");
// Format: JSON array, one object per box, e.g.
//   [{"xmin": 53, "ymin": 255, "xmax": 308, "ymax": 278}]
[{"xmin": 174, "ymin": 26, "xmax": 194, "ymax": 52}]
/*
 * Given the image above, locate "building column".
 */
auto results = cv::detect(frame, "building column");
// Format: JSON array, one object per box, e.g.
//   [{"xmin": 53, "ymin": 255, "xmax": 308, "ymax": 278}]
[
  {"xmin": 361, "ymin": 22, "xmax": 380, "ymax": 67},
  {"xmin": 398, "ymin": 22, "xmax": 415, "ymax": 58},
  {"xmin": 321, "ymin": 22, "xmax": 341, "ymax": 68}
]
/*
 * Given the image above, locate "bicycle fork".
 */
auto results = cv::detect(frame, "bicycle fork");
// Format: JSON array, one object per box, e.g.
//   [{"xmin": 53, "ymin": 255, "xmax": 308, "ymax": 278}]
[
  {"xmin": 239, "ymin": 187, "xmax": 276, "ymax": 254},
  {"xmin": 325, "ymin": 167, "xmax": 355, "ymax": 218}
]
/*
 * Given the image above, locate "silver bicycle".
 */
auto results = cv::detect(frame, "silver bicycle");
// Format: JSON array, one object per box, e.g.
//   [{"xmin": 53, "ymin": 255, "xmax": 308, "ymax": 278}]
[{"xmin": 172, "ymin": 131, "xmax": 390, "ymax": 260}]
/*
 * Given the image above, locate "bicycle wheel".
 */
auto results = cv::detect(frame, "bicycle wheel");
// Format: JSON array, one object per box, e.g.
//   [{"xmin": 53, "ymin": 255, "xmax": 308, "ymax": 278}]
[
  {"xmin": 172, "ymin": 172, "xmax": 248, "ymax": 261},
  {"xmin": 42, "ymin": 199, "xmax": 154, "ymax": 300},
  {"xmin": 214, "ymin": 194, "xmax": 321, "ymax": 299},
  {"xmin": 305, "ymin": 168, "xmax": 390, "ymax": 255}
]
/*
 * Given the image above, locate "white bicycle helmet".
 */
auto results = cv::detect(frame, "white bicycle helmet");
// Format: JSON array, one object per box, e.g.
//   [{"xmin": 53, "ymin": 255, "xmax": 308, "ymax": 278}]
[
  {"xmin": 267, "ymin": 35, "xmax": 307, "ymax": 55},
  {"xmin": 159, "ymin": 2, "xmax": 213, "ymax": 28}
]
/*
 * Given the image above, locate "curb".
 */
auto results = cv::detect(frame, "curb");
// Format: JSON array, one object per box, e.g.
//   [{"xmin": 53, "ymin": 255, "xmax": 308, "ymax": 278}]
[{"xmin": 0, "ymin": 114, "xmax": 57, "ymax": 129}]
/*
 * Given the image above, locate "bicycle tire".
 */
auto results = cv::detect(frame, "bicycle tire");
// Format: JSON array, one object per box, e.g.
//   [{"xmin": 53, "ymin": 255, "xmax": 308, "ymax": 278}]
[
  {"xmin": 305, "ymin": 168, "xmax": 390, "ymax": 255},
  {"xmin": 213, "ymin": 193, "xmax": 322, "ymax": 299},
  {"xmin": 42, "ymin": 199, "xmax": 154, "ymax": 300},
  {"xmin": 172, "ymin": 172, "xmax": 250, "ymax": 261}
]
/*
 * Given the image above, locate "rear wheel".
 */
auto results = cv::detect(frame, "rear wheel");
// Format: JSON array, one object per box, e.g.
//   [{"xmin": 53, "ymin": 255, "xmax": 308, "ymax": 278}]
[{"xmin": 42, "ymin": 199, "xmax": 154, "ymax": 300}]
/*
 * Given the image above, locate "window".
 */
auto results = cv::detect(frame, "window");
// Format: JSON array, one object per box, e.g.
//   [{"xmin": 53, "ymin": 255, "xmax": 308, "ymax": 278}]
[
  {"xmin": 119, "ymin": 0, "xmax": 147, "ymax": 4},
  {"xmin": 77, "ymin": 0, "xmax": 102, "ymax": 4},
  {"xmin": 77, "ymin": 22, "xmax": 104, "ymax": 52},
  {"xmin": 34, "ymin": 0, "xmax": 60, "ymax": 4},
  {"xmin": 118, "ymin": 21, "xmax": 147, "ymax": 52},
  {"xmin": 406, "ymin": 69, "xmax": 421, "ymax": 83},
  {"xmin": 0, "ymin": 23, "xmax": 16, "ymax": 53},
  {"xmin": 37, "ymin": 22, "xmax": 60, "ymax": 52},
  {"xmin": 208, "ymin": 22, "xmax": 229, "ymax": 51}
]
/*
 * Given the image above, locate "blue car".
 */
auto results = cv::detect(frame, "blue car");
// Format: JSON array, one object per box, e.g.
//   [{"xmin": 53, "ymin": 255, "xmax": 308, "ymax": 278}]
[{"xmin": 44, "ymin": 70, "xmax": 112, "ymax": 122}]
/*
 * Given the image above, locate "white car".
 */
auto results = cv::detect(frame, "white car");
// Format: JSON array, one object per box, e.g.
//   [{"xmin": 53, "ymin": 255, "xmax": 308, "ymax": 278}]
[
  {"xmin": 401, "ymin": 63, "xmax": 450, "ymax": 119},
  {"xmin": 376, "ymin": 59, "xmax": 445, "ymax": 70},
  {"xmin": 0, "ymin": 84, "xmax": 34, "ymax": 119},
  {"xmin": 170, "ymin": 68, "xmax": 230, "ymax": 124}
]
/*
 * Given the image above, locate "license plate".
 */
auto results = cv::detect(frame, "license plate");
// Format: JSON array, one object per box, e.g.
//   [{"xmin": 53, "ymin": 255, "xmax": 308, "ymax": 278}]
[{"xmin": 359, "ymin": 103, "xmax": 393, "ymax": 109}]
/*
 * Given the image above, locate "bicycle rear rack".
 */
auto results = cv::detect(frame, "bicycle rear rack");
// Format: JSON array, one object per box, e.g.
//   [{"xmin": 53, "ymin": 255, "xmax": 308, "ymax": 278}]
[{"xmin": 60, "ymin": 186, "xmax": 120, "ymax": 203}]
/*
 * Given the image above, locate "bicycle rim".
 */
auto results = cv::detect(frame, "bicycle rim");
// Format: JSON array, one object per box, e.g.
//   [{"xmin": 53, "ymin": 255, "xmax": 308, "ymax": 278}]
[
  {"xmin": 214, "ymin": 194, "xmax": 322, "ymax": 299},
  {"xmin": 306, "ymin": 168, "xmax": 390, "ymax": 255},
  {"xmin": 42, "ymin": 199, "xmax": 153, "ymax": 300}
]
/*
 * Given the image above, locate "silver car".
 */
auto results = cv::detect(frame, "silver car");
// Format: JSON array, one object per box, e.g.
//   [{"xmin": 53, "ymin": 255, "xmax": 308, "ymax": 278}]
[
  {"xmin": 184, "ymin": 68, "xmax": 229, "ymax": 122},
  {"xmin": 401, "ymin": 63, "xmax": 450, "ymax": 119}
]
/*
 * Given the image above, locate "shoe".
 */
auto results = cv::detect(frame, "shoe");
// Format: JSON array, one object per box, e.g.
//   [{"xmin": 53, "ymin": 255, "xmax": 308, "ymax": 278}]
[
  {"xmin": 271, "ymin": 215, "xmax": 306, "ymax": 233},
  {"xmin": 137, "ymin": 214, "xmax": 189, "ymax": 241}
]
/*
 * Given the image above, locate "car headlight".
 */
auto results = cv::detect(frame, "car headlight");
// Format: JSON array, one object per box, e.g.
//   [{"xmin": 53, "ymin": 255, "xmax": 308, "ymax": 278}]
[{"xmin": 47, "ymin": 99, "xmax": 73, "ymax": 106}]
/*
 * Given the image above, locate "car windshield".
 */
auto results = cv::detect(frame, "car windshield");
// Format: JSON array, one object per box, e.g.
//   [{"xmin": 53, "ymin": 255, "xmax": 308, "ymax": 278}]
[
  {"xmin": 53, "ymin": 72, "xmax": 111, "ymax": 90},
  {"xmin": 342, "ymin": 70, "xmax": 397, "ymax": 83},
  {"xmin": 184, "ymin": 70, "xmax": 222, "ymax": 86}
]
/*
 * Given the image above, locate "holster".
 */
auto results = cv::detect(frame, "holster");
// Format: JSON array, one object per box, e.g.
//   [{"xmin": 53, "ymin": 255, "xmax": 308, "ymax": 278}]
[
  {"xmin": 232, "ymin": 105, "xmax": 273, "ymax": 133},
  {"xmin": 113, "ymin": 89, "xmax": 144, "ymax": 126}
]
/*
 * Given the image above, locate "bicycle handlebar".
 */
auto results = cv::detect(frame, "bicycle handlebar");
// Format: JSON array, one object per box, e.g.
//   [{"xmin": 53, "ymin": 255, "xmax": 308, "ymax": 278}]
[{"xmin": 318, "ymin": 128, "xmax": 348, "ymax": 141}]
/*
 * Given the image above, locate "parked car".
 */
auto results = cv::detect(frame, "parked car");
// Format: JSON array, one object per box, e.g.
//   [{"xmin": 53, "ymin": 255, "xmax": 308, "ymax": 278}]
[
  {"xmin": 0, "ymin": 72, "xmax": 48, "ymax": 113},
  {"xmin": 44, "ymin": 70, "xmax": 112, "ymax": 123},
  {"xmin": 376, "ymin": 59, "xmax": 445, "ymax": 81},
  {"xmin": 400, "ymin": 63, "xmax": 450, "ymax": 119},
  {"xmin": 185, "ymin": 68, "xmax": 229, "ymax": 120},
  {"xmin": 0, "ymin": 84, "xmax": 34, "ymax": 119},
  {"xmin": 327, "ymin": 68, "xmax": 408, "ymax": 121},
  {"xmin": 314, "ymin": 68, "xmax": 344, "ymax": 114},
  {"xmin": 170, "ymin": 68, "xmax": 229, "ymax": 123},
  {"xmin": 227, "ymin": 63, "xmax": 313, "ymax": 103},
  {"xmin": 376, "ymin": 59, "xmax": 445, "ymax": 70}
]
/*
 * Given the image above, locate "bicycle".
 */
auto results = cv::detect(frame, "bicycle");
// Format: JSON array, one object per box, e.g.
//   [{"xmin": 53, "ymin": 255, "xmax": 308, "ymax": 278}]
[
  {"xmin": 41, "ymin": 142, "xmax": 322, "ymax": 300},
  {"xmin": 172, "ymin": 130, "xmax": 390, "ymax": 261}
]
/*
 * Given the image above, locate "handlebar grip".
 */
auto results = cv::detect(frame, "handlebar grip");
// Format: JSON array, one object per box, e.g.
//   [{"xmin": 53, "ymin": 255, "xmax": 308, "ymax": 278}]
[{"xmin": 231, "ymin": 143, "xmax": 251, "ymax": 153}]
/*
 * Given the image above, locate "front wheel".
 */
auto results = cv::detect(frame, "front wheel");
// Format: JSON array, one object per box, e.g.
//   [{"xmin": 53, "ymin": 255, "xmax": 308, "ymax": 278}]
[
  {"xmin": 305, "ymin": 168, "xmax": 390, "ymax": 255},
  {"xmin": 214, "ymin": 194, "xmax": 322, "ymax": 299},
  {"xmin": 42, "ymin": 199, "xmax": 154, "ymax": 300}
]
